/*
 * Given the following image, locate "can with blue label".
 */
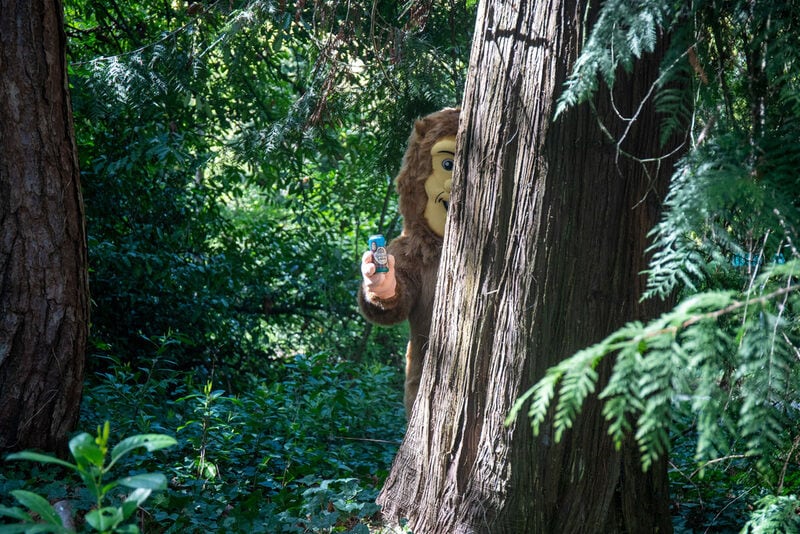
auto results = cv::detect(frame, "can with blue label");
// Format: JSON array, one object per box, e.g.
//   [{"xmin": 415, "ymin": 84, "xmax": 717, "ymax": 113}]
[{"xmin": 368, "ymin": 234, "xmax": 389, "ymax": 273}]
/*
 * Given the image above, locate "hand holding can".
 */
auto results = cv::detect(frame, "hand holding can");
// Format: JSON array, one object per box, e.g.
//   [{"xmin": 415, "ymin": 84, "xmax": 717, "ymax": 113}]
[{"xmin": 368, "ymin": 234, "xmax": 390, "ymax": 273}]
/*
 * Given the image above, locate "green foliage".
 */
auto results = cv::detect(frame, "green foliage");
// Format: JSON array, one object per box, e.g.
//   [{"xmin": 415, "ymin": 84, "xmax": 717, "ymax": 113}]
[
  {"xmin": 281, "ymin": 478, "xmax": 380, "ymax": 534},
  {"xmin": 525, "ymin": 270, "xmax": 797, "ymax": 461},
  {"xmin": 3, "ymin": 351, "xmax": 403, "ymax": 532},
  {"xmin": 52, "ymin": 0, "xmax": 800, "ymax": 530},
  {"xmin": 64, "ymin": 0, "xmax": 474, "ymax": 382},
  {"xmin": 643, "ymin": 0, "xmax": 800, "ymax": 299},
  {"xmin": 742, "ymin": 495, "xmax": 800, "ymax": 534},
  {"xmin": 1, "ymin": 423, "xmax": 175, "ymax": 533},
  {"xmin": 510, "ymin": 261, "xmax": 800, "ymax": 527},
  {"xmin": 555, "ymin": 0, "xmax": 674, "ymax": 118},
  {"xmin": 669, "ymin": 423, "xmax": 754, "ymax": 531},
  {"xmin": 73, "ymin": 351, "xmax": 403, "ymax": 532}
]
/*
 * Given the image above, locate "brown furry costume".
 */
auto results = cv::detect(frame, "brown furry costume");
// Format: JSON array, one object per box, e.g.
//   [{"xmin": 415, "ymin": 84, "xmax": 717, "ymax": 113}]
[{"xmin": 358, "ymin": 108, "xmax": 460, "ymax": 416}]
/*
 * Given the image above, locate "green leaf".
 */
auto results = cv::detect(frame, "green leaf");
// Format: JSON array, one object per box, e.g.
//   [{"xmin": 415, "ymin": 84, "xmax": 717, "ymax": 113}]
[
  {"xmin": 95, "ymin": 421, "xmax": 111, "ymax": 452},
  {"xmin": 0, "ymin": 525, "xmax": 70, "ymax": 534},
  {"xmin": 505, "ymin": 381, "xmax": 539, "ymax": 427},
  {"xmin": 9, "ymin": 491, "xmax": 62, "ymax": 526},
  {"xmin": 4, "ymin": 452, "xmax": 77, "ymax": 471},
  {"xmin": 121, "ymin": 488, "xmax": 152, "ymax": 520},
  {"xmin": 526, "ymin": 373, "xmax": 558, "ymax": 436},
  {"xmin": 112, "ymin": 525, "xmax": 140, "ymax": 534},
  {"xmin": 0, "ymin": 524, "xmax": 66, "ymax": 534},
  {"xmin": 120, "ymin": 500, "xmax": 140, "ymax": 523},
  {"xmin": 552, "ymin": 363, "xmax": 599, "ymax": 443},
  {"xmin": 69, "ymin": 432, "xmax": 105, "ymax": 468},
  {"xmin": 0, "ymin": 525, "xmax": 31, "ymax": 534},
  {"xmin": 0, "ymin": 505, "xmax": 32, "ymax": 521},
  {"xmin": 116, "ymin": 473, "xmax": 167, "ymax": 490},
  {"xmin": 85, "ymin": 506, "xmax": 123, "ymax": 532},
  {"xmin": 110, "ymin": 434, "xmax": 177, "ymax": 466}
]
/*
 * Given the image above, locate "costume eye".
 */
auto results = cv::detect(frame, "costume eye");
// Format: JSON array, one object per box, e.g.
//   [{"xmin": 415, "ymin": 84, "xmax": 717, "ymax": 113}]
[{"xmin": 442, "ymin": 159, "xmax": 454, "ymax": 172}]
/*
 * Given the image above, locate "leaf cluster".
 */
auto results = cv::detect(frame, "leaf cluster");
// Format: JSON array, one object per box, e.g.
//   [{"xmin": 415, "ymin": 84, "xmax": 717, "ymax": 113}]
[
  {"xmin": 2, "ymin": 349, "xmax": 404, "ymax": 532},
  {"xmin": 1, "ymin": 423, "xmax": 175, "ymax": 533},
  {"xmin": 555, "ymin": 0, "xmax": 675, "ymax": 118},
  {"xmin": 79, "ymin": 351, "xmax": 403, "ymax": 532}
]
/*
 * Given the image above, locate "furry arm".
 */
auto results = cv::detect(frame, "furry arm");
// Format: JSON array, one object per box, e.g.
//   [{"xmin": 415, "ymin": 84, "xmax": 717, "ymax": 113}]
[{"xmin": 358, "ymin": 254, "xmax": 418, "ymax": 325}]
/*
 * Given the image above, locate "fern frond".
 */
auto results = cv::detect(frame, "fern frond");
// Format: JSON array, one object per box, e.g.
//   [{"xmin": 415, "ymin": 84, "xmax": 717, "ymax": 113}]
[
  {"xmin": 634, "ymin": 340, "xmax": 681, "ymax": 471},
  {"xmin": 507, "ymin": 341, "xmax": 608, "ymax": 437},
  {"xmin": 682, "ymin": 319, "xmax": 736, "ymax": 465},
  {"xmin": 505, "ymin": 369, "xmax": 555, "ymax": 433},
  {"xmin": 655, "ymin": 85, "xmax": 694, "ymax": 147},
  {"xmin": 742, "ymin": 495, "xmax": 800, "ymax": 534},
  {"xmin": 736, "ymin": 309, "xmax": 795, "ymax": 474},
  {"xmin": 601, "ymin": 342, "xmax": 645, "ymax": 448},
  {"xmin": 552, "ymin": 362, "xmax": 599, "ymax": 442},
  {"xmin": 555, "ymin": 0, "xmax": 674, "ymax": 117},
  {"xmin": 643, "ymin": 132, "xmax": 779, "ymax": 300}
]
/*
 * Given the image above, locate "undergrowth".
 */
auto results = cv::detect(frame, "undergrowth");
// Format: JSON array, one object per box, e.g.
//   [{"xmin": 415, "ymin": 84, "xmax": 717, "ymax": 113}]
[
  {"xmin": 1, "ymin": 351, "xmax": 405, "ymax": 533},
  {"xmin": 4, "ymin": 343, "xmax": 797, "ymax": 532}
]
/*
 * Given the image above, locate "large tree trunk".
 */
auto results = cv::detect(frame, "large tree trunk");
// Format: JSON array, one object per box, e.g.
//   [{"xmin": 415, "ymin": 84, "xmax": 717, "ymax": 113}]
[
  {"xmin": 378, "ymin": 0, "xmax": 679, "ymax": 532},
  {"xmin": 0, "ymin": 0, "xmax": 89, "ymax": 455}
]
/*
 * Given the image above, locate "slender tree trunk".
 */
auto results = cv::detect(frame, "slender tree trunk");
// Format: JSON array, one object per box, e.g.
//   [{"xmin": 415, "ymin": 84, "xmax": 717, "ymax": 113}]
[
  {"xmin": 378, "ymin": 0, "xmax": 679, "ymax": 532},
  {"xmin": 0, "ymin": 0, "xmax": 89, "ymax": 455}
]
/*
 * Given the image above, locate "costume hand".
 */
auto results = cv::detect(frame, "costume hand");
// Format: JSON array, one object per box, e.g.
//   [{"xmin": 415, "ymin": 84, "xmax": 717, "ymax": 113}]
[{"xmin": 361, "ymin": 250, "xmax": 397, "ymax": 300}]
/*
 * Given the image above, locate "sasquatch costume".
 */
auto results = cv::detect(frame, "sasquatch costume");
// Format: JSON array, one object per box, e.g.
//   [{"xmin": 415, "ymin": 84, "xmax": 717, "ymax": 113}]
[{"xmin": 358, "ymin": 108, "xmax": 460, "ymax": 417}]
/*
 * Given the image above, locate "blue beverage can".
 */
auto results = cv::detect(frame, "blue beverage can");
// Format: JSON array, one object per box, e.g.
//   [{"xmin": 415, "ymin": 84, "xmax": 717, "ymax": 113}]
[{"xmin": 368, "ymin": 234, "xmax": 389, "ymax": 273}]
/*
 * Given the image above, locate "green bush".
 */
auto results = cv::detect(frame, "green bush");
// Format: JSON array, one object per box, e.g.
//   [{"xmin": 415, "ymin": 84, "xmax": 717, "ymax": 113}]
[
  {"xmin": 2, "ymin": 350, "xmax": 404, "ymax": 532},
  {"xmin": 1, "ymin": 423, "xmax": 175, "ymax": 533}
]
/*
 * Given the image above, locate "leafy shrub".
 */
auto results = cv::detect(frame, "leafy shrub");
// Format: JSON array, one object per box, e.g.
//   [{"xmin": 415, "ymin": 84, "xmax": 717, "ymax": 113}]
[
  {"xmin": 70, "ymin": 351, "xmax": 404, "ymax": 532},
  {"xmin": 1, "ymin": 423, "xmax": 176, "ymax": 533}
]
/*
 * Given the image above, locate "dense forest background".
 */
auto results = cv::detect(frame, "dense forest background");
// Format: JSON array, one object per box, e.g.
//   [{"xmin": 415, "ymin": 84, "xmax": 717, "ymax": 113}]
[
  {"xmin": 2, "ymin": 0, "xmax": 800, "ymax": 532},
  {"xmin": 70, "ymin": 0, "xmax": 471, "ymax": 379}
]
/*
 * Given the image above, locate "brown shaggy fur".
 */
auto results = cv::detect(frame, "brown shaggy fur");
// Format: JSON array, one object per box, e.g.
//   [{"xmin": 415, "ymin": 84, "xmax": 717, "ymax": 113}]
[{"xmin": 358, "ymin": 107, "xmax": 460, "ymax": 416}]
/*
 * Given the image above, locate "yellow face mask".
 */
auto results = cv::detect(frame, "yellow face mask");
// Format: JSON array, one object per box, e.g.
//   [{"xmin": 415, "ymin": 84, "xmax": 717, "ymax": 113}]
[{"xmin": 423, "ymin": 136, "xmax": 456, "ymax": 237}]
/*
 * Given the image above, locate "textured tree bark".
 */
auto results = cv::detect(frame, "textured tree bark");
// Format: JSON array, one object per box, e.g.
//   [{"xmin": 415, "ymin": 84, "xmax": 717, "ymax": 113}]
[
  {"xmin": 378, "ymin": 0, "xmax": 679, "ymax": 532},
  {"xmin": 0, "ymin": 0, "xmax": 89, "ymax": 455}
]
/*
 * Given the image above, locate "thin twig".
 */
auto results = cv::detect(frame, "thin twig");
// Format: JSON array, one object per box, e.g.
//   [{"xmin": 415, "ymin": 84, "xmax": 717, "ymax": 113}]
[
  {"xmin": 370, "ymin": 0, "xmax": 402, "ymax": 98},
  {"xmin": 683, "ymin": 285, "xmax": 798, "ymax": 329},
  {"xmin": 777, "ymin": 434, "xmax": 800, "ymax": 494},
  {"xmin": 689, "ymin": 454, "xmax": 748, "ymax": 479},
  {"xmin": 617, "ymin": 282, "xmax": 800, "ymax": 347},
  {"xmin": 668, "ymin": 459, "xmax": 705, "ymax": 508},
  {"xmin": 705, "ymin": 485, "xmax": 757, "ymax": 534}
]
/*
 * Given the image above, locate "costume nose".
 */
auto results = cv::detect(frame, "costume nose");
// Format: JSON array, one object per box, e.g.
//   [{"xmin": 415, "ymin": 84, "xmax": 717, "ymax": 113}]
[{"xmin": 444, "ymin": 178, "xmax": 452, "ymax": 193}]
